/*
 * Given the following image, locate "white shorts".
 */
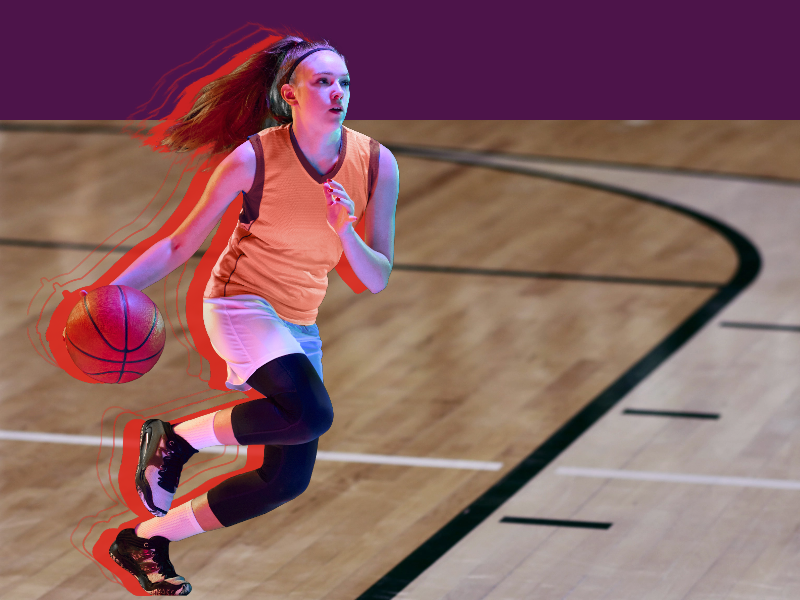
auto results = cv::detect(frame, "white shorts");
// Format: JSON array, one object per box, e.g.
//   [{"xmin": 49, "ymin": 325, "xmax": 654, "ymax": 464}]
[{"xmin": 203, "ymin": 295, "xmax": 323, "ymax": 391}]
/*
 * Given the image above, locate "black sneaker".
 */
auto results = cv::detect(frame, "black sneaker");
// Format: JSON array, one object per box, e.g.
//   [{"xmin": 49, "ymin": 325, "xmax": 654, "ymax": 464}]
[
  {"xmin": 135, "ymin": 419, "xmax": 198, "ymax": 517},
  {"xmin": 109, "ymin": 528, "xmax": 191, "ymax": 596}
]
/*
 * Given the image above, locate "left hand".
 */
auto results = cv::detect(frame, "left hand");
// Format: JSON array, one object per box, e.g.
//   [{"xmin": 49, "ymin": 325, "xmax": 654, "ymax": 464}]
[{"xmin": 323, "ymin": 178, "xmax": 358, "ymax": 236}]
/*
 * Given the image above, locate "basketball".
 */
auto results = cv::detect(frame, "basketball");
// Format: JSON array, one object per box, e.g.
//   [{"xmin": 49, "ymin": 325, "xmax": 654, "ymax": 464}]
[{"xmin": 64, "ymin": 285, "xmax": 166, "ymax": 383}]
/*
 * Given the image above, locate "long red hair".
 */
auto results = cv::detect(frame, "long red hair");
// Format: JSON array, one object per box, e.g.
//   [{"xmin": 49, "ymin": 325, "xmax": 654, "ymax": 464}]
[{"xmin": 161, "ymin": 35, "xmax": 346, "ymax": 155}]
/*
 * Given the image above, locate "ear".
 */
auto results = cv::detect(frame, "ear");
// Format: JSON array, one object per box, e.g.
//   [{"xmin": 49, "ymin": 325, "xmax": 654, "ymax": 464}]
[{"xmin": 281, "ymin": 83, "xmax": 298, "ymax": 106}]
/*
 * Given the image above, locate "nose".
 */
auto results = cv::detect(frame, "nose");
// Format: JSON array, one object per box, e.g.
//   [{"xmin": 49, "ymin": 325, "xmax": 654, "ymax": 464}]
[{"xmin": 332, "ymin": 83, "xmax": 345, "ymax": 101}]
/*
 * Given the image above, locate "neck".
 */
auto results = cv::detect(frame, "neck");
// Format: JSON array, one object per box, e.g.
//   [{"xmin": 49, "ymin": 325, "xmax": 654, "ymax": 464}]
[
  {"xmin": 290, "ymin": 118, "xmax": 343, "ymax": 176},
  {"xmin": 291, "ymin": 117, "xmax": 342, "ymax": 159}
]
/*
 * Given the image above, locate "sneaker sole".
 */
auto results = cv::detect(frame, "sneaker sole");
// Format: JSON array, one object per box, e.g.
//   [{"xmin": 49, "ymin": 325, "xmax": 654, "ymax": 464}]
[
  {"xmin": 135, "ymin": 419, "xmax": 168, "ymax": 518},
  {"xmin": 109, "ymin": 546, "xmax": 191, "ymax": 596}
]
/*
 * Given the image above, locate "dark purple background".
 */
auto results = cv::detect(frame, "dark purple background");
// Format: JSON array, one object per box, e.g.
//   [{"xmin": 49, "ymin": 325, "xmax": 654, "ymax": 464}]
[{"xmin": 3, "ymin": 1, "xmax": 798, "ymax": 119}]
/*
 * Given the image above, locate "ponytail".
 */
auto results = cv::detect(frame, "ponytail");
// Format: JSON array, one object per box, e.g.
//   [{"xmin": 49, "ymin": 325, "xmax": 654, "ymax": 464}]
[{"xmin": 161, "ymin": 36, "xmax": 344, "ymax": 155}]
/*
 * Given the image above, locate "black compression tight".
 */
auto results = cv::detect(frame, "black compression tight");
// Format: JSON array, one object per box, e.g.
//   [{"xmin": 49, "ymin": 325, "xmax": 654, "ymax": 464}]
[{"xmin": 206, "ymin": 353, "xmax": 333, "ymax": 527}]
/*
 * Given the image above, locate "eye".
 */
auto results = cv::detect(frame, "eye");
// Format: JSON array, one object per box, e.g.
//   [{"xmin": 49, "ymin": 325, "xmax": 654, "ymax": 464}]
[{"xmin": 342, "ymin": 80, "xmax": 350, "ymax": 88}]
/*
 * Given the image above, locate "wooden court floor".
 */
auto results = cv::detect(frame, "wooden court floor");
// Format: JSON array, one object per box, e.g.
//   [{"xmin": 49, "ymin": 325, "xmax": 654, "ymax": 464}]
[{"xmin": 2, "ymin": 121, "xmax": 800, "ymax": 599}]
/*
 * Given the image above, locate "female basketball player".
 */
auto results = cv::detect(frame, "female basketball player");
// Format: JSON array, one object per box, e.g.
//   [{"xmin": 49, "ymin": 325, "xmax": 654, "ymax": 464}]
[{"xmin": 105, "ymin": 36, "xmax": 399, "ymax": 596}]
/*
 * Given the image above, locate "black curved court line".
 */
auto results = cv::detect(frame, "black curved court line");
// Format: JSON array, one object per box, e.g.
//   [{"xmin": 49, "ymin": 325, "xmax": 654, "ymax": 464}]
[
  {"xmin": 500, "ymin": 516, "xmax": 612, "ymax": 530},
  {"xmin": 3, "ymin": 121, "xmax": 800, "ymax": 188},
  {"xmin": 622, "ymin": 408, "xmax": 720, "ymax": 420},
  {"xmin": 720, "ymin": 321, "xmax": 800, "ymax": 332},
  {"xmin": 386, "ymin": 142, "xmax": 800, "ymax": 189},
  {"xmin": 0, "ymin": 237, "xmax": 724, "ymax": 290},
  {"xmin": 356, "ymin": 147, "xmax": 761, "ymax": 600}
]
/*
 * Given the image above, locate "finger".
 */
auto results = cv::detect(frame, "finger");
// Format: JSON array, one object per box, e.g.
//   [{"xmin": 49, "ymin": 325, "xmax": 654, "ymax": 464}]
[
  {"xmin": 325, "ymin": 187, "xmax": 348, "ymax": 202},
  {"xmin": 325, "ymin": 180, "xmax": 346, "ymax": 194}
]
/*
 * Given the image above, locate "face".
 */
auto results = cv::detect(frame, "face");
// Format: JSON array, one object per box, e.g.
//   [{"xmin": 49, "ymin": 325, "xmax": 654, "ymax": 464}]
[{"xmin": 282, "ymin": 50, "xmax": 350, "ymax": 125}]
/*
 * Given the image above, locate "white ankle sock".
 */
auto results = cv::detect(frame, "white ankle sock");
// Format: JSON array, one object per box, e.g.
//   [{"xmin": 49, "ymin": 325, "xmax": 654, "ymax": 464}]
[
  {"xmin": 135, "ymin": 500, "xmax": 205, "ymax": 542},
  {"xmin": 173, "ymin": 412, "xmax": 222, "ymax": 450}
]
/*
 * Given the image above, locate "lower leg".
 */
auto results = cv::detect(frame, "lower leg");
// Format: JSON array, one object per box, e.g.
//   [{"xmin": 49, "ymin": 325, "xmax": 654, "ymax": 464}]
[
  {"xmin": 134, "ymin": 492, "xmax": 223, "ymax": 541},
  {"xmin": 212, "ymin": 407, "xmax": 237, "ymax": 445},
  {"xmin": 135, "ymin": 440, "xmax": 317, "ymax": 537},
  {"xmin": 191, "ymin": 492, "xmax": 224, "ymax": 531},
  {"xmin": 206, "ymin": 440, "xmax": 318, "ymax": 528}
]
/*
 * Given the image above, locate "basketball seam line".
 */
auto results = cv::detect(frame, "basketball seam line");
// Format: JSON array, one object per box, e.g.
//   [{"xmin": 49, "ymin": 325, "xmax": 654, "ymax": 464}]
[
  {"xmin": 128, "ymin": 300, "xmax": 159, "ymax": 353},
  {"xmin": 82, "ymin": 294, "xmax": 125, "ymax": 353},
  {"xmin": 118, "ymin": 286, "xmax": 128, "ymax": 384},
  {"xmin": 85, "ymin": 370, "xmax": 148, "ymax": 376},
  {"xmin": 65, "ymin": 336, "xmax": 163, "ymax": 364}
]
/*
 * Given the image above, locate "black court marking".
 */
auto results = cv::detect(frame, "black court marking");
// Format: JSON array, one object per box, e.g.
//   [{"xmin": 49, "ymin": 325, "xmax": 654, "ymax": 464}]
[
  {"xmin": 0, "ymin": 237, "xmax": 724, "ymax": 290},
  {"xmin": 0, "ymin": 237, "xmax": 136, "ymax": 253},
  {"xmin": 0, "ymin": 122, "xmax": 145, "ymax": 135},
  {"xmin": 393, "ymin": 264, "xmax": 722, "ymax": 288},
  {"xmin": 720, "ymin": 321, "xmax": 800, "ymax": 333},
  {"xmin": 0, "ymin": 237, "xmax": 204, "ymax": 259},
  {"xmin": 500, "ymin": 517, "xmax": 612, "ymax": 530},
  {"xmin": 386, "ymin": 142, "xmax": 800, "ymax": 189},
  {"xmin": 356, "ymin": 147, "xmax": 760, "ymax": 600},
  {"xmin": 622, "ymin": 408, "xmax": 720, "ymax": 420},
  {"xmin": 3, "ymin": 121, "xmax": 800, "ymax": 188}
]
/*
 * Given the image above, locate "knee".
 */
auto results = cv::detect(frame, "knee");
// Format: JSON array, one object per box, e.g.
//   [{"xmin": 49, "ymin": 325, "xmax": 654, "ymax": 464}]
[
  {"xmin": 279, "ymin": 469, "xmax": 313, "ymax": 501},
  {"xmin": 294, "ymin": 356, "xmax": 333, "ymax": 439},
  {"xmin": 303, "ymin": 401, "xmax": 333, "ymax": 440}
]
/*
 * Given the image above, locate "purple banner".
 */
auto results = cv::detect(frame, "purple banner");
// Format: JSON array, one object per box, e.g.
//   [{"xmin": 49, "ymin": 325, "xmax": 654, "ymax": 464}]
[{"xmin": 2, "ymin": 2, "xmax": 799, "ymax": 118}]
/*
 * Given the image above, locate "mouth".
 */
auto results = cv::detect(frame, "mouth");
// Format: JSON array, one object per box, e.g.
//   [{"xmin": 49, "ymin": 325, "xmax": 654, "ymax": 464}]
[{"xmin": 329, "ymin": 106, "xmax": 344, "ymax": 114}]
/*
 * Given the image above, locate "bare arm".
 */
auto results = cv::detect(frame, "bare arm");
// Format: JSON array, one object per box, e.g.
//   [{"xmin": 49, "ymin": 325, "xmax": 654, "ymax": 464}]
[
  {"xmin": 326, "ymin": 145, "xmax": 399, "ymax": 293},
  {"xmin": 111, "ymin": 142, "xmax": 256, "ymax": 291}
]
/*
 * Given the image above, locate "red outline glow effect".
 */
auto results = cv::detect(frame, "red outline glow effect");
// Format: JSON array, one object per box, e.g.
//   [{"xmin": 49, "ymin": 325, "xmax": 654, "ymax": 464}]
[{"xmin": 28, "ymin": 23, "xmax": 368, "ymax": 593}]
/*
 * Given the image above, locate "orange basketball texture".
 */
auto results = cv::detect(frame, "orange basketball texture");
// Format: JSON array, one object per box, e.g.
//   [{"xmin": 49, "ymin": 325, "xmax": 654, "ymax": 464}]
[{"xmin": 65, "ymin": 286, "xmax": 166, "ymax": 383}]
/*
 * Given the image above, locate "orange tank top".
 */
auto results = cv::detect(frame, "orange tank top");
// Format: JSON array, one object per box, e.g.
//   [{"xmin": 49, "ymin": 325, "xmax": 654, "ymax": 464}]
[{"xmin": 204, "ymin": 124, "xmax": 380, "ymax": 325}]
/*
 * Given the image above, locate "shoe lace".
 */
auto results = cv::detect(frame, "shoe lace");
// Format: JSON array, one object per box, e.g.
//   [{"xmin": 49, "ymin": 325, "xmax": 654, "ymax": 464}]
[{"xmin": 157, "ymin": 440, "xmax": 187, "ymax": 493}]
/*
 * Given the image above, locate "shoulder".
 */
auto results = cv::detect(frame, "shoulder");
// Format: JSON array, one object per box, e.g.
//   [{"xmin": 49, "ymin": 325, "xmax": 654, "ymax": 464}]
[
  {"xmin": 369, "ymin": 143, "xmax": 399, "ymax": 211},
  {"xmin": 214, "ymin": 140, "xmax": 257, "ymax": 192},
  {"xmin": 250, "ymin": 124, "xmax": 291, "ymax": 151},
  {"xmin": 344, "ymin": 125, "xmax": 378, "ymax": 157},
  {"xmin": 377, "ymin": 144, "xmax": 399, "ymax": 184},
  {"xmin": 343, "ymin": 125, "xmax": 371, "ymax": 143},
  {"xmin": 342, "ymin": 126, "xmax": 397, "ymax": 177},
  {"xmin": 258, "ymin": 123, "xmax": 291, "ymax": 138},
  {"xmin": 223, "ymin": 139, "xmax": 256, "ymax": 170}
]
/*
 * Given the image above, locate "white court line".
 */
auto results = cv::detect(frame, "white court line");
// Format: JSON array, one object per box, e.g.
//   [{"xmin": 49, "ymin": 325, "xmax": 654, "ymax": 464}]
[
  {"xmin": 0, "ymin": 429, "xmax": 502, "ymax": 471},
  {"xmin": 557, "ymin": 466, "xmax": 800, "ymax": 490}
]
